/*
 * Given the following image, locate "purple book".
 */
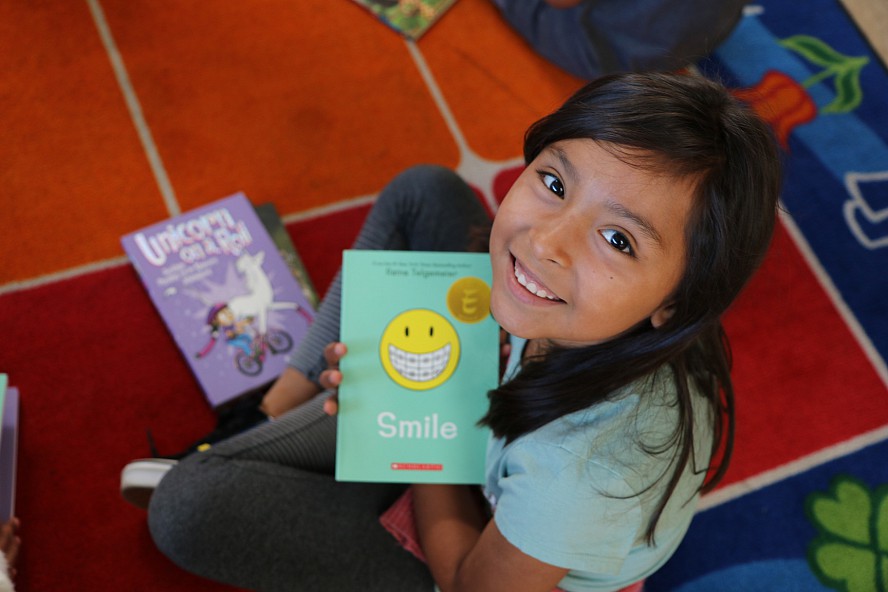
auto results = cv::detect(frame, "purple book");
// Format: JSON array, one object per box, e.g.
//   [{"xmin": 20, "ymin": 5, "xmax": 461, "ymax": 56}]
[
  {"xmin": 121, "ymin": 193, "xmax": 315, "ymax": 407},
  {"xmin": 0, "ymin": 382, "xmax": 18, "ymax": 524}
]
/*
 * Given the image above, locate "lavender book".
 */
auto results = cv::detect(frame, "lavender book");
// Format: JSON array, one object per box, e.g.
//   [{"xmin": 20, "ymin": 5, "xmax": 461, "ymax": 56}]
[{"xmin": 121, "ymin": 193, "xmax": 315, "ymax": 407}]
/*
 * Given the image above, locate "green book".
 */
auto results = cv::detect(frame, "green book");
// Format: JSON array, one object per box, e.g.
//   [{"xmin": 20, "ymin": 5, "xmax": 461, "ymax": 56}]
[
  {"xmin": 336, "ymin": 250, "xmax": 498, "ymax": 484},
  {"xmin": 253, "ymin": 202, "xmax": 319, "ymax": 311},
  {"xmin": 351, "ymin": 0, "xmax": 459, "ymax": 40}
]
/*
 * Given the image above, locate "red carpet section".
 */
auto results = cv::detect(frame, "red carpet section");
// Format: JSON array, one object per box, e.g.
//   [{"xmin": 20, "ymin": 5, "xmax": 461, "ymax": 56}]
[{"xmin": 2, "ymin": 1, "xmax": 886, "ymax": 591}]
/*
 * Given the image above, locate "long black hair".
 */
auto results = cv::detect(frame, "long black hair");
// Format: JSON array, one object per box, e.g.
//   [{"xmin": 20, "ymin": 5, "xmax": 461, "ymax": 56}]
[{"xmin": 480, "ymin": 72, "xmax": 782, "ymax": 543}]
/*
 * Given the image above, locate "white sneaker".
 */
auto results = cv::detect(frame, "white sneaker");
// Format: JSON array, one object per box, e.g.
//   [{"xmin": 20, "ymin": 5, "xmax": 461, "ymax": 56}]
[{"xmin": 120, "ymin": 458, "xmax": 178, "ymax": 509}]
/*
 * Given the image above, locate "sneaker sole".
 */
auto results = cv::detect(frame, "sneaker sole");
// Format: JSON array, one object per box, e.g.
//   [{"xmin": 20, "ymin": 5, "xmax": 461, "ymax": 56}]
[{"xmin": 120, "ymin": 458, "xmax": 178, "ymax": 510}]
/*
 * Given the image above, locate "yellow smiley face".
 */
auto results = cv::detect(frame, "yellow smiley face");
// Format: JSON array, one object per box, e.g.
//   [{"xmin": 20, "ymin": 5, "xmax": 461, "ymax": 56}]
[{"xmin": 379, "ymin": 309, "xmax": 460, "ymax": 391}]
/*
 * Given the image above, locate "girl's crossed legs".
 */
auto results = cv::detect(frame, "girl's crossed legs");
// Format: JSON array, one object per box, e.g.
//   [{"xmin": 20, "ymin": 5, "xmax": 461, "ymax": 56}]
[{"xmin": 148, "ymin": 165, "xmax": 489, "ymax": 592}]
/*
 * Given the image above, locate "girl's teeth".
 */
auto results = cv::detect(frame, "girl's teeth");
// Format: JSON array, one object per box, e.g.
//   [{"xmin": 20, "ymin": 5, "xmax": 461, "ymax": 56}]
[{"xmin": 514, "ymin": 265, "xmax": 559, "ymax": 300}]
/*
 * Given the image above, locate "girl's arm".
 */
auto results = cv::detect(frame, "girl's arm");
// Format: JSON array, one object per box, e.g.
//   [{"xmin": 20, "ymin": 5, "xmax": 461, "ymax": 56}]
[
  {"xmin": 259, "ymin": 365, "xmax": 323, "ymax": 418},
  {"xmin": 316, "ymin": 343, "xmax": 565, "ymax": 589},
  {"xmin": 413, "ymin": 484, "xmax": 569, "ymax": 592}
]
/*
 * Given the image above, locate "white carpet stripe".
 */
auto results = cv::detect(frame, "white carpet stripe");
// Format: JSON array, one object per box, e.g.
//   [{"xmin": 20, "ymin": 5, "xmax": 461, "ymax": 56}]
[
  {"xmin": 405, "ymin": 41, "xmax": 505, "ymax": 215},
  {"xmin": 404, "ymin": 40, "xmax": 471, "ymax": 158},
  {"xmin": 86, "ymin": 0, "xmax": 180, "ymax": 217},
  {"xmin": 778, "ymin": 207, "xmax": 888, "ymax": 389},
  {"xmin": 0, "ymin": 196, "xmax": 376, "ymax": 295},
  {"xmin": 0, "ymin": 257, "xmax": 129, "ymax": 296},
  {"xmin": 699, "ymin": 422, "xmax": 888, "ymax": 511}
]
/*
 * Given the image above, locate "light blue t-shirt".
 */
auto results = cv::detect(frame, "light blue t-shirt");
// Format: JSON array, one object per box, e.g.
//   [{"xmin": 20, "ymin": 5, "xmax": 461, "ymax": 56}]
[{"xmin": 483, "ymin": 337, "xmax": 713, "ymax": 592}]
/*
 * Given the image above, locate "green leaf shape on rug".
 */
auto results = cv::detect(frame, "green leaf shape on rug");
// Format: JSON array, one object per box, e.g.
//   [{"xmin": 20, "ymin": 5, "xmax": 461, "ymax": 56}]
[
  {"xmin": 813, "ymin": 542, "xmax": 876, "ymax": 592},
  {"xmin": 781, "ymin": 35, "xmax": 853, "ymax": 68},
  {"xmin": 806, "ymin": 475, "xmax": 888, "ymax": 592},
  {"xmin": 879, "ymin": 492, "xmax": 888, "ymax": 555},
  {"xmin": 779, "ymin": 34, "xmax": 869, "ymax": 114}
]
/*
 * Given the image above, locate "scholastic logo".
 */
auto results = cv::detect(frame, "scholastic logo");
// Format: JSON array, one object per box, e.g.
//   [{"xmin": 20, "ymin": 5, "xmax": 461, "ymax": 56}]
[{"xmin": 391, "ymin": 463, "xmax": 443, "ymax": 471}]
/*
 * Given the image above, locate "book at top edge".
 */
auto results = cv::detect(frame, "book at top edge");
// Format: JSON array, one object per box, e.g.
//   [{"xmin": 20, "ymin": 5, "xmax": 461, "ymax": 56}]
[
  {"xmin": 0, "ymin": 383, "xmax": 18, "ymax": 524},
  {"xmin": 121, "ymin": 193, "xmax": 317, "ymax": 408},
  {"xmin": 351, "ymin": 0, "xmax": 459, "ymax": 40},
  {"xmin": 253, "ymin": 202, "xmax": 320, "ymax": 310},
  {"xmin": 336, "ymin": 250, "xmax": 499, "ymax": 484}
]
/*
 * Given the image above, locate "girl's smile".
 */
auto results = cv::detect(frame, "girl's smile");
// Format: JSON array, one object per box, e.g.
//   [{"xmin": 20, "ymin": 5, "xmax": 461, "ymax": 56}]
[
  {"xmin": 512, "ymin": 256, "xmax": 563, "ymax": 302},
  {"xmin": 489, "ymin": 139, "xmax": 698, "ymax": 348}
]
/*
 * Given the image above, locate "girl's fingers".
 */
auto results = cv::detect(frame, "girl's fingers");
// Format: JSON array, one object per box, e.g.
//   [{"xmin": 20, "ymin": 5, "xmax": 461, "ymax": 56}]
[
  {"xmin": 0, "ymin": 519, "xmax": 19, "ymax": 575},
  {"xmin": 318, "ymin": 343, "xmax": 348, "ymax": 414},
  {"xmin": 0, "ymin": 519, "xmax": 16, "ymax": 549},
  {"xmin": 323, "ymin": 342, "xmax": 347, "ymax": 367},
  {"xmin": 323, "ymin": 394, "xmax": 339, "ymax": 416},
  {"xmin": 320, "ymin": 342, "xmax": 347, "ymax": 390},
  {"xmin": 318, "ymin": 369, "xmax": 342, "ymax": 391},
  {"xmin": 4, "ymin": 537, "xmax": 18, "ymax": 570}
]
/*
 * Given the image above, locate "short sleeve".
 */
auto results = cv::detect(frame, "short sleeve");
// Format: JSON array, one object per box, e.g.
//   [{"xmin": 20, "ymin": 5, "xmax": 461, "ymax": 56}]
[{"xmin": 492, "ymin": 438, "xmax": 643, "ymax": 575}]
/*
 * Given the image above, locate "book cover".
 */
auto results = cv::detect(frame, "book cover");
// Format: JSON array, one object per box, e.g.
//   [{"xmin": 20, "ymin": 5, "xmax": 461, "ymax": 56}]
[
  {"xmin": 254, "ymin": 202, "xmax": 319, "ymax": 310},
  {"xmin": 336, "ymin": 250, "xmax": 498, "ymax": 484},
  {"xmin": 0, "ymin": 376, "xmax": 18, "ymax": 523},
  {"xmin": 121, "ymin": 193, "xmax": 316, "ymax": 408},
  {"xmin": 351, "ymin": 0, "xmax": 458, "ymax": 40}
]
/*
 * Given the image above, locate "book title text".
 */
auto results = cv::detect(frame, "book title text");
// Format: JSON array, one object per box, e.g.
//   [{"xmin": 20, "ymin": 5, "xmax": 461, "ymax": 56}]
[{"xmin": 132, "ymin": 207, "xmax": 253, "ymax": 266}]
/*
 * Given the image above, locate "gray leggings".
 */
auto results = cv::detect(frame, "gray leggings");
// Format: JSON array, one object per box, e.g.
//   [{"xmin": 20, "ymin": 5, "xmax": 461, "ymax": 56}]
[{"xmin": 148, "ymin": 165, "xmax": 490, "ymax": 592}]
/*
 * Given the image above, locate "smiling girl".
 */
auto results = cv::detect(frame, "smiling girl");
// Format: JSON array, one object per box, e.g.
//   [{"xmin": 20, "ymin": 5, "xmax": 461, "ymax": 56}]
[{"xmin": 141, "ymin": 72, "xmax": 781, "ymax": 592}]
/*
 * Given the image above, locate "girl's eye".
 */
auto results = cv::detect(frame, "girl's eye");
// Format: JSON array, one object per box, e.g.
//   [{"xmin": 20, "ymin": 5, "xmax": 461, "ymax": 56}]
[
  {"xmin": 539, "ymin": 172, "xmax": 564, "ymax": 197},
  {"xmin": 600, "ymin": 229, "xmax": 634, "ymax": 256}
]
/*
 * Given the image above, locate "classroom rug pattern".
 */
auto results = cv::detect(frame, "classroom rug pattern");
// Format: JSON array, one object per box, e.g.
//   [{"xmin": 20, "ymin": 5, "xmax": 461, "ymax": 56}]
[{"xmin": 1, "ymin": 0, "xmax": 886, "ymax": 590}]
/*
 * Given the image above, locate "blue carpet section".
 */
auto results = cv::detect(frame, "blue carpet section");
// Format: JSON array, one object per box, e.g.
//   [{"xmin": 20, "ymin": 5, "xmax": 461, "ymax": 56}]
[
  {"xmin": 699, "ymin": 0, "xmax": 888, "ymax": 367},
  {"xmin": 642, "ymin": 4, "xmax": 888, "ymax": 589},
  {"xmin": 647, "ymin": 439, "xmax": 888, "ymax": 591}
]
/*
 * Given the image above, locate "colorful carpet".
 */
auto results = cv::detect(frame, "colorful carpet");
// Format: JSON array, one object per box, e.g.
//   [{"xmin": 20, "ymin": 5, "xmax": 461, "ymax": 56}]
[
  {"xmin": 1, "ymin": 0, "xmax": 886, "ymax": 591},
  {"xmin": 649, "ymin": 0, "xmax": 888, "ymax": 590}
]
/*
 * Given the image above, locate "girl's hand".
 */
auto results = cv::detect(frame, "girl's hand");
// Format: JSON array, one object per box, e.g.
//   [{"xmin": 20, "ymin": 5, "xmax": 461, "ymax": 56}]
[
  {"xmin": 320, "ymin": 334, "xmax": 507, "ymax": 415},
  {"xmin": 0, "ymin": 518, "xmax": 20, "ymax": 580},
  {"xmin": 260, "ymin": 366, "xmax": 323, "ymax": 418},
  {"xmin": 319, "ymin": 342, "xmax": 347, "ymax": 415}
]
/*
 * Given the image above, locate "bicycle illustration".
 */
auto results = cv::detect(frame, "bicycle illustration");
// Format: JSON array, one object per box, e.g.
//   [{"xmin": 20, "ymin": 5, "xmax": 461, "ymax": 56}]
[
  {"xmin": 195, "ymin": 303, "xmax": 295, "ymax": 376},
  {"xmin": 233, "ymin": 327, "xmax": 294, "ymax": 376}
]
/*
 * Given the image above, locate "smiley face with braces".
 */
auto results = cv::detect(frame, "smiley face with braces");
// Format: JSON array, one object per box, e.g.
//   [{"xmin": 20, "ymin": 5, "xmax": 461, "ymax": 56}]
[{"xmin": 379, "ymin": 309, "xmax": 460, "ymax": 391}]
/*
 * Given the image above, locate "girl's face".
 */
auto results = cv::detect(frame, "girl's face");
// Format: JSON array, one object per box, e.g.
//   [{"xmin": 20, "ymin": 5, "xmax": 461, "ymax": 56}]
[
  {"xmin": 216, "ymin": 307, "xmax": 235, "ymax": 325},
  {"xmin": 489, "ymin": 139, "xmax": 696, "ymax": 348}
]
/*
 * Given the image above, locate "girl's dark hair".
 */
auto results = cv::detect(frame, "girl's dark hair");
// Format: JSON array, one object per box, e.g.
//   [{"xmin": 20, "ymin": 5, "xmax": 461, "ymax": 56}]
[{"xmin": 480, "ymin": 72, "xmax": 782, "ymax": 543}]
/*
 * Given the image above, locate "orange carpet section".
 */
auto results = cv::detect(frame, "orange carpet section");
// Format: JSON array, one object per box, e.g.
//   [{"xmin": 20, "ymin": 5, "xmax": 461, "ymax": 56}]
[
  {"xmin": 0, "ymin": 1, "xmax": 166, "ymax": 283},
  {"xmin": 420, "ymin": 0, "xmax": 585, "ymax": 159},
  {"xmin": 100, "ymin": 0, "xmax": 463, "ymax": 213}
]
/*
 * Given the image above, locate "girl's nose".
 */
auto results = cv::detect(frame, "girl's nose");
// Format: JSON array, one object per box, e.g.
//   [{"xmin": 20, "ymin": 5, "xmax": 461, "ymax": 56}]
[{"xmin": 529, "ymin": 212, "xmax": 574, "ymax": 267}]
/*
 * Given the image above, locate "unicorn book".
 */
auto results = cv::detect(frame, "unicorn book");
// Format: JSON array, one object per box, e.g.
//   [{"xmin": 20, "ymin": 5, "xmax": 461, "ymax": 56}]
[
  {"xmin": 121, "ymin": 193, "xmax": 316, "ymax": 408},
  {"xmin": 336, "ymin": 250, "xmax": 499, "ymax": 484}
]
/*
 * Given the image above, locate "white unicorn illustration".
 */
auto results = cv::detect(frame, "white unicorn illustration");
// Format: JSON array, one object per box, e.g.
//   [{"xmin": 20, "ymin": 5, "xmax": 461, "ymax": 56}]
[{"xmin": 226, "ymin": 251, "xmax": 299, "ymax": 334}]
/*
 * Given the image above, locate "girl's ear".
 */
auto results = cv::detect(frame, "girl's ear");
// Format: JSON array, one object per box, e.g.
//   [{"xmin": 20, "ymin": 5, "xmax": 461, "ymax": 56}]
[{"xmin": 651, "ymin": 303, "xmax": 676, "ymax": 329}]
